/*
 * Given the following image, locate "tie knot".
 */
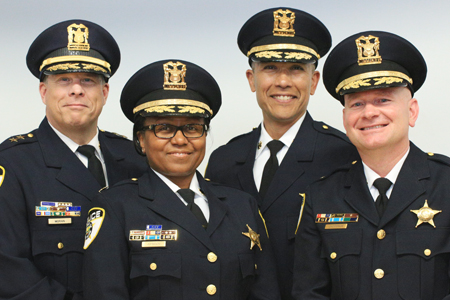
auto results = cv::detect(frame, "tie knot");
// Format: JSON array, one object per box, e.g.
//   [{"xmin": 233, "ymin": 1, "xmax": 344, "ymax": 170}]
[
  {"xmin": 178, "ymin": 189, "xmax": 195, "ymax": 204},
  {"xmin": 373, "ymin": 178, "xmax": 392, "ymax": 194},
  {"xmin": 77, "ymin": 145, "xmax": 96, "ymax": 158},
  {"xmin": 267, "ymin": 140, "xmax": 284, "ymax": 155}
]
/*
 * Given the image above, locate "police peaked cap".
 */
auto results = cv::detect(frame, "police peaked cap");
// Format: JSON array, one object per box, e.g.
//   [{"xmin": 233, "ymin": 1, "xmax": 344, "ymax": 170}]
[
  {"xmin": 121, "ymin": 59, "xmax": 222, "ymax": 122},
  {"xmin": 238, "ymin": 7, "xmax": 331, "ymax": 65},
  {"xmin": 323, "ymin": 30, "xmax": 427, "ymax": 104},
  {"xmin": 27, "ymin": 19, "xmax": 120, "ymax": 80}
]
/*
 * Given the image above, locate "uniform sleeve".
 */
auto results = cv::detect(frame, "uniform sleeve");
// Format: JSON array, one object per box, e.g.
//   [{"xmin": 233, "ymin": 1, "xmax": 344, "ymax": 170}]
[
  {"xmin": 83, "ymin": 194, "xmax": 130, "ymax": 300},
  {"xmin": 249, "ymin": 196, "xmax": 281, "ymax": 300},
  {"xmin": 292, "ymin": 188, "xmax": 331, "ymax": 299},
  {"xmin": 0, "ymin": 160, "xmax": 67, "ymax": 300}
]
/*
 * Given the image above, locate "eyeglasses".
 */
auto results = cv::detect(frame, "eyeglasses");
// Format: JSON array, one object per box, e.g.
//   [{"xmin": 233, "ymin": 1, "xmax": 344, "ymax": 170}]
[{"xmin": 141, "ymin": 124, "xmax": 207, "ymax": 139}]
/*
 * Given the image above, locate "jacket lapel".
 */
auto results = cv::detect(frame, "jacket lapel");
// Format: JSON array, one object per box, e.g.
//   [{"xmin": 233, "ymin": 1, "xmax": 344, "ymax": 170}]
[
  {"xmin": 197, "ymin": 174, "xmax": 228, "ymax": 237},
  {"xmin": 98, "ymin": 131, "xmax": 126, "ymax": 185},
  {"xmin": 39, "ymin": 118, "xmax": 101, "ymax": 200},
  {"xmin": 260, "ymin": 113, "xmax": 315, "ymax": 212},
  {"xmin": 236, "ymin": 127, "xmax": 261, "ymax": 201},
  {"xmin": 379, "ymin": 144, "xmax": 428, "ymax": 227},
  {"xmin": 139, "ymin": 170, "xmax": 215, "ymax": 251},
  {"xmin": 343, "ymin": 161, "xmax": 380, "ymax": 226}
]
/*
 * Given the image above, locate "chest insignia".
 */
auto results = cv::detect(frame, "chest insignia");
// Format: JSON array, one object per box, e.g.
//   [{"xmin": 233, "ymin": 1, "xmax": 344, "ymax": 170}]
[
  {"xmin": 242, "ymin": 224, "xmax": 262, "ymax": 251},
  {"xmin": 410, "ymin": 200, "xmax": 441, "ymax": 228},
  {"xmin": 315, "ymin": 213, "xmax": 359, "ymax": 223},
  {"xmin": 130, "ymin": 225, "xmax": 178, "ymax": 248},
  {"xmin": 35, "ymin": 201, "xmax": 80, "ymax": 224}
]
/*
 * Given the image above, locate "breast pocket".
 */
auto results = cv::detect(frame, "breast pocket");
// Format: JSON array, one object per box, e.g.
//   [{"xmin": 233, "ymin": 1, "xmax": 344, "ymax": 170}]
[
  {"xmin": 396, "ymin": 229, "xmax": 450, "ymax": 300},
  {"xmin": 130, "ymin": 252, "xmax": 182, "ymax": 300},
  {"xmin": 32, "ymin": 228, "xmax": 85, "ymax": 291},
  {"xmin": 320, "ymin": 229, "xmax": 362, "ymax": 300}
]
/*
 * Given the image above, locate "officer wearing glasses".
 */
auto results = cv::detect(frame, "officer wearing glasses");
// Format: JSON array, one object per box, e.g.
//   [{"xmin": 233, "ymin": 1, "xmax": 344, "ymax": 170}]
[{"xmin": 82, "ymin": 60, "xmax": 280, "ymax": 299}]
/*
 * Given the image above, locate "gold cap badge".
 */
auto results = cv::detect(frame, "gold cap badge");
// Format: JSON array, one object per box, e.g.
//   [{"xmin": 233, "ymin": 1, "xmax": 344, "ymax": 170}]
[
  {"xmin": 67, "ymin": 23, "xmax": 90, "ymax": 51},
  {"xmin": 163, "ymin": 61, "xmax": 187, "ymax": 90},
  {"xmin": 410, "ymin": 200, "xmax": 442, "ymax": 228},
  {"xmin": 355, "ymin": 35, "xmax": 382, "ymax": 66},
  {"xmin": 273, "ymin": 9, "xmax": 295, "ymax": 37},
  {"xmin": 242, "ymin": 224, "xmax": 262, "ymax": 251}
]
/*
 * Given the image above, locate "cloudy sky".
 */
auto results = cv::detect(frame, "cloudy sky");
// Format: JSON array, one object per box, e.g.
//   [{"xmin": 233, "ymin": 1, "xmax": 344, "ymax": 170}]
[{"xmin": 1, "ymin": 0, "xmax": 448, "ymax": 173}]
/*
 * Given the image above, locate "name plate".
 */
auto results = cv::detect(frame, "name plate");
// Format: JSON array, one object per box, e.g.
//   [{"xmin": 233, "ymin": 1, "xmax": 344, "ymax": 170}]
[
  {"xmin": 48, "ymin": 218, "xmax": 72, "ymax": 225},
  {"xmin": 142, "ymin": 241, "xmax": 166, "ymax": 248}
]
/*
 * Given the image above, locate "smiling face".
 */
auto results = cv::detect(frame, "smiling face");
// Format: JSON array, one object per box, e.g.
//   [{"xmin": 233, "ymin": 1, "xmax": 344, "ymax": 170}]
[
  {"xmin": 39, "ymin": 73, "xmax": 109, "ymax": 137},
  {"xmin": 246, "ymin": 61, "xmax": 320, "ymax": 128},
  {"xmin": 343, "ymin": 87, "xmax": 419, "ymax": 156},
  {"xmin": 137, "ymin": 116, "xmax": 206, "ymax": 188}
]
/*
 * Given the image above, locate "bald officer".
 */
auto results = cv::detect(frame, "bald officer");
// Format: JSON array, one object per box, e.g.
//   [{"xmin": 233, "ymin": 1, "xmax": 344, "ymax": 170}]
[
  {"xmin": 205, "ymin": 8, "xmax": 358, "ymax": 299},
  {"xmin": 0, "ymin": 20, "xmax": 146, "ymax": 300},
  {"xmin": 293, "ymin": 31, "xmax": 450, "ymax": 299}
]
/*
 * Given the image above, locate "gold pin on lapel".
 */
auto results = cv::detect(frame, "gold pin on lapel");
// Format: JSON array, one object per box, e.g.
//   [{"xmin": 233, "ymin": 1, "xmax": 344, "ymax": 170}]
[
  {"xmin": 257, "ymin": 141, "xmax": 262, "ymax": 150},
  {"xmin": 410, "ymin": 200, "xmax": 441, "ymax": 228}
]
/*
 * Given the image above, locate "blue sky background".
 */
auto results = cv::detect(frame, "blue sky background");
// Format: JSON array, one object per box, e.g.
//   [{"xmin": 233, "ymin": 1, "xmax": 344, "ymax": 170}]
[{"xmin": 1, "ymin": 0, "xmax": 448, "ymax": 173}]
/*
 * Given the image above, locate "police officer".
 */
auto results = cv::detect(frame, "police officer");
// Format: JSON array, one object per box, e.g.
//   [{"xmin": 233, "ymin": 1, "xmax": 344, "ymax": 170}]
[
  {"xmin": 205, "ymin": 8, "xmax": 358, "ymax": 299},
  {"xmin": 82, "ymin": 59, "xmax": 280, "ymax": 300},
  {"xmin": 293, "ymin": 31, "xmax": 450, "ymax": 299},
  {"xmin": 0, "ymin": 20, "xmax": 146, "ymax": 299}
]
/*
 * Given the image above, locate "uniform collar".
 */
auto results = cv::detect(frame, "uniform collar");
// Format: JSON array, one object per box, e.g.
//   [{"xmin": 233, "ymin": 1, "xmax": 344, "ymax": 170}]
[{"xmin": 255, "ymin": 112, "xmax": 305, "ymax": 160}]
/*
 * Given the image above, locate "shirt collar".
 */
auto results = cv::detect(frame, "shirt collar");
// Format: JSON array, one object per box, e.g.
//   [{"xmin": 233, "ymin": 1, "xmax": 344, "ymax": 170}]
[
  {"xmin": 255, "ymin": 113, "xmax": 305, "ymax": 160},
  {"xmin": 48, "ymin": 122, "xmax": 102, "ymax": 159},
  {"xmin": 363, "ymin": 147, "xmax": 410, "ymax": 187},
  {"xmin": 152, "ymin": 170, "xmax": 207, "ymax": 202}
]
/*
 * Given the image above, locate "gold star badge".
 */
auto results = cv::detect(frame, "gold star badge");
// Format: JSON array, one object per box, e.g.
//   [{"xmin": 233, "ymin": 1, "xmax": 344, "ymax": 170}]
[
  {"xmin": 242, "ymin": 224, "xmax": 262, "ymax": 251},
  {"xmin": 410, "ymin": 200, "xmax": 441, "ymax": 228}
]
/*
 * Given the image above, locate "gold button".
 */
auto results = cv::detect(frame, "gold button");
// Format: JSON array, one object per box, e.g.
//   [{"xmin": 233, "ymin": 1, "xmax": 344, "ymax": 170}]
[
  {"xmin": 205, "ymin": 178, "xmax": 211, "ymax": 182},
  {"xmin": 428, "ymin": 152, "xmax": 434, "ymax": 156},
  {"xmin": 322, "ymin": 125, "xmax": 329, "ymax": 130},
  {"xmin": 27, "ymin": 133, "xmax": 34, "ymax": 138},
  {"xmin": 57, "ymin": 242, "xmax": 64, "ymax": 249},
  {"xmin": 330, "ymin": 252, "xmax": 337, "ymax": 259},
  {"xmin": 131, "ymin": 178, "xmax": 138, "ymax": 181},
  {"xmin": 150, "ymin": 263, "xmax": 157, "ymax": 270},
  {"xmin": 352, "ymin": 160, "xmax": 357, "ymax": 165},
  {"xmin": 206, "ymin": 284, "xmax": 217, "ymax": 295},
  {"xmin": 207, "ymin": 252, "xmax": 217, "ymax": 263},
  {"xmin": 377, "ymin": 229, "xmax": 386, "ymax": 240},
  {"xmin": 424, "ymin": 249, "xmax": 431, "ymax": 256},
  {"xmin": 374, "ymin": 269, "xmax": 384, "ymax": 279},
  {"xmin": 255, "ymin": 264, "xmax": 257, "ymax": 270}
]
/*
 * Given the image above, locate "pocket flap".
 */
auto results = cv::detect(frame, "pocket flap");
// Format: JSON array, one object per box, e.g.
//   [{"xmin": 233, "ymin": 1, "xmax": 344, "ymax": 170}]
[
  {"xmin": 32, "ymin": 228, "xmax": 85, "ymax": 256},
  {"xmin": 320, "ymin": 229, "xmax": 362, "ymax": 262},
  {"xmin": 396, "ymin": 229, "xmax": 450, "ymax": 259},
  {"xmin": 238, "ymin": 253, "xmax": 257, "ymax": 278}
]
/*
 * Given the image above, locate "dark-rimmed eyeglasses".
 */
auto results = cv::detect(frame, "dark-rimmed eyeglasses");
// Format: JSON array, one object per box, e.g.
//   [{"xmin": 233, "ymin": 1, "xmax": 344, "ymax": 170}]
[{"xmin": 140, "ymin": 124, "xmax": 208, "ymax": 139}]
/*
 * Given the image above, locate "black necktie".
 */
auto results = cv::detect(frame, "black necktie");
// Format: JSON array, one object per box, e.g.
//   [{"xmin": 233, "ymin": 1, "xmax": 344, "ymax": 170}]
[
  {"xmin": 77, "ymin": 145, "xmax": 106, "ymax": 188},
  {"xmin": 373, "ymin": 177, "xmax": 392, "ymax": 217},
  {"xmin": 178, "ymin": 189, "xmax": 208, "ymax": 228},
  {"xmin": 259, "ymin": 140, "xmax": 284, "ymax": 199}
]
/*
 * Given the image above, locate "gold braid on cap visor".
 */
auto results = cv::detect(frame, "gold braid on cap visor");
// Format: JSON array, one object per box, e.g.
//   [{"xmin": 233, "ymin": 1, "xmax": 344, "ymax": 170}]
[
  {"xmin": 133, "ymin": 99, "xmax": 213, "ymax": 116},
  {"xmin": 336, "ymin": 71, "xmax": 413, "ymax": 94},
  {"xmin": 247, "ymin": 43, "xmax": 320, "ymax": 59},
  {"xmin": 40, "ymin": 55, "xmax": 111, "ymax": 73}
]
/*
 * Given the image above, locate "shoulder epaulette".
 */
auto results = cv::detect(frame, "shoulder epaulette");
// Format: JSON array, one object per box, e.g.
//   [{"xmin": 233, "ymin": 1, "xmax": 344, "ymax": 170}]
[
  {"xmin": 426, "ymin": 152, "xmax": 450, "ymax": 167},
  {"xmin": 313, "ymin": 121, "xmax": 349, "ymax": 141},
  {"xmin": 0, "ymin": 132, "xmax": 37, "ymax": 152},
  {"xmin": 100, "ymin": 129, "xmax": 129, "ymax": 140},
  {"xmin": 319, "ymin": 160, "xmax": 356, "ymax": 181},
  {"xmin": 227, "ymin": 128, "xmax": 256, "ymax": 144}
]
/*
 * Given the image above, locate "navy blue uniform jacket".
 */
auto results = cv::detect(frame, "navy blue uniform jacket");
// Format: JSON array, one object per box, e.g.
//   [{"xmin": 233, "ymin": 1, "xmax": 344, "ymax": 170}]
[
  {"xmin": 0, "ymin": 118, "xmax": 147, "ymax": 300},
  {"xmin": 205, "ymin": 112, "xmax": 358, "ymax": 299},
  {"xmin": 83, "ymin": 169, "xmax": 280, "ymax": 300},
  {"xmin": 293, "ymin": 143, "xmax": 450, "ymax": 300}
]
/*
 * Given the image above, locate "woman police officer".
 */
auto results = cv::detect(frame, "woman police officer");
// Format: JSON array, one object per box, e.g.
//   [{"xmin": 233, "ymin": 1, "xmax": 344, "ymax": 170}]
[{"xmin": 82, "ymin": 60, "xmax": 280, "ymax": 300}]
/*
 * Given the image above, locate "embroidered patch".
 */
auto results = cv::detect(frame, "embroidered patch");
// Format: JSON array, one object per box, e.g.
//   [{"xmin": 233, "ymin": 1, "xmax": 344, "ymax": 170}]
[{"xmin": 83, "ymin": 208, "xmax": 105, "ymax": 249}]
